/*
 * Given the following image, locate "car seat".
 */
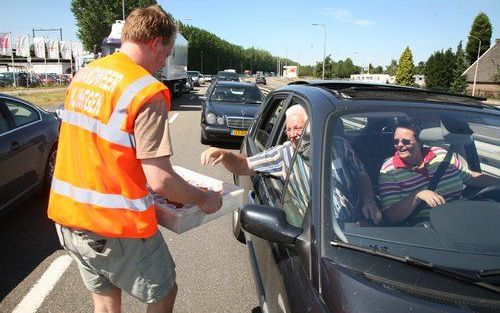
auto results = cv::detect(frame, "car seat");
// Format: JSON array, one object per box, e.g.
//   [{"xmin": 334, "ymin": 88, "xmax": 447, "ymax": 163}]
[{"xmin": 351, "ymin": 117, "xmax": 395, "ymax": 188}]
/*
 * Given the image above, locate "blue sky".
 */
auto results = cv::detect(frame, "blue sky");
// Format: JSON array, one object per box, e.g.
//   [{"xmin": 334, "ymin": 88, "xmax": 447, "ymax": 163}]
[{"xmin": 1, "ymin": 0, "xmax": 499, "ymax": 67}]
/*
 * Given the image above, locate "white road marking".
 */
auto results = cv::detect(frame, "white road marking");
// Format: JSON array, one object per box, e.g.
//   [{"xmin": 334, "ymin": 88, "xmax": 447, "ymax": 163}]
[
  {"xmin": 169, "ymin": 112, "xmax": 179, "ymax": 124},
  {"xmin": 13, "ymin": 255, "xmax": 73, "ymax": 313}
]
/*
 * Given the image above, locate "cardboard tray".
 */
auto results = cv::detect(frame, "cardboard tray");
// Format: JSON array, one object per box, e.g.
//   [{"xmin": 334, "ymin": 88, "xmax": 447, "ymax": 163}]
[{"xmin": 154, "ymin": 166, "xmax": 244, "ymax": 234}]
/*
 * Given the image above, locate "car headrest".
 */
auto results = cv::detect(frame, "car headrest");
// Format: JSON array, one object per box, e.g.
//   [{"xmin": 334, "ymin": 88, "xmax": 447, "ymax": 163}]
[{"xmin": 419, "ymin": 116, "xmax": 473, "ymax": 145}]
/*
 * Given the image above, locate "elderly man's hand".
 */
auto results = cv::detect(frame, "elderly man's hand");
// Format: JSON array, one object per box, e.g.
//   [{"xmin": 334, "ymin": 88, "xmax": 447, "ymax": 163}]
[
  {"xmin": 201, "ymin": 147, "xmax": 226, "ymax": 166},
  {"xmin": 362, "ymin": 199, "xmax": 382, "ymax": 225}
]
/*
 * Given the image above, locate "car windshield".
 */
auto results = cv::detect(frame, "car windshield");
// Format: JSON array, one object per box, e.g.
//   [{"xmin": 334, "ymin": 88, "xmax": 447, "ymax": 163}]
[
  {"xmin": 210, "ymin": 85, "xmax": 262, "ymax": 103},
  {"xmin": 218, "ymin": 72, "xmax": 239, "ymax": 80},
  {"xmin": 187, "ymin": 71, "xmax": 200, "ymax": 77},
  {"xmin": 325, "ymin": 105, "xmax": 500, "ymax": 272}
]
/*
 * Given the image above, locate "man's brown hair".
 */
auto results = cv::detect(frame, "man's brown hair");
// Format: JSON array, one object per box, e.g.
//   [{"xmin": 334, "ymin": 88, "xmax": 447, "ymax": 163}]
[{"xmin": 122, "ymin": 4, "xmax": 177, "ymax": 45}]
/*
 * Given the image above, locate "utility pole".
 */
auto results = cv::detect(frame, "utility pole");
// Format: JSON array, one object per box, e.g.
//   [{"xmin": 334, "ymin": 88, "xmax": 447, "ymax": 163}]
[
  {"xmin": 312, "ymin": 23, "xmax": 326, "ymax": 80},
  {"xmin": 468, "ymin": 34, "xmax": 481, "ymax": 97}
]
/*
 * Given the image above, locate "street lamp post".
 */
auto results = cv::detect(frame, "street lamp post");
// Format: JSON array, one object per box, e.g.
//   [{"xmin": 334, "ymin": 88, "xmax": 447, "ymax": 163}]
[
  {"xmin": 312, "ymin": 23, "xmax": 326, "ymax": 80},
  {"xmin": 281, "ymin": 45, "xmax": 288, "ymax": 77},
  {"xmin": 468, "ymin": 34, "xmax": 481, "ymax": 97}
]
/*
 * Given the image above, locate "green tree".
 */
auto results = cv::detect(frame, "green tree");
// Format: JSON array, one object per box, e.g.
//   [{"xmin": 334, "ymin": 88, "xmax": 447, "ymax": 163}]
[
  {"xmin": 395, "ymin": 46, "xmax": 415, "ymax": 86},
  {"xmin": 414, "ymin": 61, "xmax": 426, "ymax": 75},
  {"xmin": 450, "ymin": 41, "xmax": 468, "ymax": 95},
  {"xmin": 71, "ymin": 0, "xmax": 157, "ymax": 51},
  {"xmin": 371, "ymin": 65, "xmax": 384, "ymax": 74},
  {"xmin": 466, "ymin": 12, "xmax": 492, "ymax": 65},
  {"xmin": 384, "ymin": 59, "xmax": 398, "ymax": 76},
  {"xmin": 424, "ymin": 48, "xmax": 456, "ymax": 92}
]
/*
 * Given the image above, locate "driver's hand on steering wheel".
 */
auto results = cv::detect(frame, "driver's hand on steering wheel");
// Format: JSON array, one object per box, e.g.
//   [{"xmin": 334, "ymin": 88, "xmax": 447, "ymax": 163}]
[{"xmin": 416, "ymin": 190, "xmax": 446, "ymax": 208}]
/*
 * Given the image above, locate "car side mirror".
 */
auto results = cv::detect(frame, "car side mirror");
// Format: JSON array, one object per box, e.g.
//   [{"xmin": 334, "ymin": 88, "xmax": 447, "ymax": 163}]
[
  {"xmin": 199, "ymin": 96, "xmax": 207, "ymax": 101},
  {"xmin": 240, "ymin": 204, "xmax": 302, "ymax": 244}
]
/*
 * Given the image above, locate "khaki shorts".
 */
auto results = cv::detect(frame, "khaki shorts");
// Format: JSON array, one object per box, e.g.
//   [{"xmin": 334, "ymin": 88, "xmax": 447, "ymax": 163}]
[{"xmin": 56, "ymin": 224, "xmax": 176, "ymax": 304}]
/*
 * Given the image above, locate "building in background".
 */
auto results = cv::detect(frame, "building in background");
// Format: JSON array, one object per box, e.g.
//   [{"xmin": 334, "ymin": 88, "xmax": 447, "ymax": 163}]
[{"xmin": 463, "ymin": 38, "xmax": 500, "ymax": 98}]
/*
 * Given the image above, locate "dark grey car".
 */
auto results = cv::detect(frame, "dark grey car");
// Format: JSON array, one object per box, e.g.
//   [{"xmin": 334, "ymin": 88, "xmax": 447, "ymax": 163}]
[
  {"xmin": 233, "ymin": 81, "xmax": 500, "ymax": 312},
  {"xmin": 0, "ymin": 94, "xmax": 59, "ymax": 215},
  {"xmin": 200, "ymin": 81, "xmax": 263, "ymax": 145}
]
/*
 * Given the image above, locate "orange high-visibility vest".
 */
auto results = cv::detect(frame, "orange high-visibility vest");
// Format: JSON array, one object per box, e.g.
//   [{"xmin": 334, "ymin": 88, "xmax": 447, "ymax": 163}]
[{"xmin": 48, "ymin": 52, "xmax": 171, "ymax": 238}]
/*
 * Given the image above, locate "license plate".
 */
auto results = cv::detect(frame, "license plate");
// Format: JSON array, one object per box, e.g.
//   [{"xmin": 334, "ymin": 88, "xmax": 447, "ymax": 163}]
[{"xmin": 231, "ymin": 129, "xmax": 248, "ymax": 136}]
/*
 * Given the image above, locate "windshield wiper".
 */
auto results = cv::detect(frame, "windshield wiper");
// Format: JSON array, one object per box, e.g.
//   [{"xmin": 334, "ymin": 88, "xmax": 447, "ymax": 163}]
[
  {"xmin": 480, "ymin": 269, "xmax": 500, "ymax": 277},
  {"xmin": 330, "ymin": 240, "xmax": 500, "ymax": 293}
]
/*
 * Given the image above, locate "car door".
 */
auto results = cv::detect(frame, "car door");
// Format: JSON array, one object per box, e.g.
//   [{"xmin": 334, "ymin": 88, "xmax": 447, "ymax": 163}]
[
  {"xmin": 0, "ymin": 98, "xmax": 45, "ymax": 211},
  {"xmin": 239, "ymin": 92, "xmax": 291, "ymax": 311},
  {"xmin": 243, "ymin": 95, "xmax": 323, "ymax": 313}
]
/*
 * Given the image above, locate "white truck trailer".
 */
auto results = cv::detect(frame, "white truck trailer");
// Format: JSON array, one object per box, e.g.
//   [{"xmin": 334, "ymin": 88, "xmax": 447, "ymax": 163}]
[{"xmin": 100, "ymin": 20, "xmax": 188, "ymax": 97}]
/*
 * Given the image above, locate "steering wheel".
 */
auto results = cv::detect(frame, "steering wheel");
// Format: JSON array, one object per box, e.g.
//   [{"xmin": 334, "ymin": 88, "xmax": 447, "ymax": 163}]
[{"xmin": 468, "ymin": 184, "xmax": 500, "ymax": 202}]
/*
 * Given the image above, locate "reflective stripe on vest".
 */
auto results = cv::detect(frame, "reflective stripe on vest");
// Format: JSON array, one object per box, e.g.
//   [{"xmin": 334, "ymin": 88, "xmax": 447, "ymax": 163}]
[
  {"xmin": 59, "ymin": 109, "xmax": 135, "ymax": 147},
  {"xmin": 52, "ymin": 178, "xmax": 154, "ymax": 211},
  {"xmin": 60, "ymin": 74, "xmax": 157, "ymax": 148}
]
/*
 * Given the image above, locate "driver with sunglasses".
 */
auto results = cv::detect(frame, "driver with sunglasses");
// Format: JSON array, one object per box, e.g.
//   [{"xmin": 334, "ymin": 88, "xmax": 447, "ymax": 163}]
[{"xmin": 378, "ymin": 120, "xmax": 495, "ymax": 224}]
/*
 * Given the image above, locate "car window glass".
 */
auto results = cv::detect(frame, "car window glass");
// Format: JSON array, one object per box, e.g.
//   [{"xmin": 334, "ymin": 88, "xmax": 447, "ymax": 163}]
[
  {"xmin": 324, "ymin": 107, "xmax": 500, "ymax": 274},
  {"xmin": 211, "ymin": 85, "xmax": 262, "ymax": 103},
  {"xmin": 4, "ymin": 99, "xmax": 39, "ymax": 128},
  {"xmin": 253, "ymin": 96, "xmax": 287, "ymax": 152},
  {"xmin": 281, "ymin": 120, "xmax": 311, "ymax": 227}
]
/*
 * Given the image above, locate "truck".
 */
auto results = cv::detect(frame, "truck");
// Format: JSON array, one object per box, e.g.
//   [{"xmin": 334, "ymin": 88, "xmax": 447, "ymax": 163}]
[{"xmin": 100, "ymin": 20, "xmax": 189, "ymax": 97}]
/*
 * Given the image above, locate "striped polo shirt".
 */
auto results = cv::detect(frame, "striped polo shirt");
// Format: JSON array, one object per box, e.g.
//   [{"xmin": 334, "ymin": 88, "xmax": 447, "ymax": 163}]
[
  {"xmin": 248, "ymin": 141, "xmax": 295, "ymax": 180},
  {"xmin": 379, "ymin": 146, "xmax": 471, "ymax": 211}
]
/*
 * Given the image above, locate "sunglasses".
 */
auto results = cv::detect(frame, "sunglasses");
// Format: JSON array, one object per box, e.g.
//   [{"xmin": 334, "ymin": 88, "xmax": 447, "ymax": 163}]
[{"xmin": 393, "ymin": 138, "xmax": 414, "ymax": 146}]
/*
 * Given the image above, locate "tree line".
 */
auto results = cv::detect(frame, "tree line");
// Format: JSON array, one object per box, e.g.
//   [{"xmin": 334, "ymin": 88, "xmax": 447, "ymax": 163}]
[
  {"xmin": 385, "ymin": 12, "xmax": 492, "ymax": 94},
  {"xmin": 179, "ymin": 24, "xmax": 296, "ymax": 74},
  {"xmin": 71, "ymin": 1, "xmax": 494, "ymax": 94}
]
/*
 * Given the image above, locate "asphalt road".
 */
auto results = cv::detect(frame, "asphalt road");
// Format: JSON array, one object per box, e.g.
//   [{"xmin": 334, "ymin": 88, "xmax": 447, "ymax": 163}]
[{"xmin": 0, "ymin": 85, "xmax": 259, "ymax": 313}]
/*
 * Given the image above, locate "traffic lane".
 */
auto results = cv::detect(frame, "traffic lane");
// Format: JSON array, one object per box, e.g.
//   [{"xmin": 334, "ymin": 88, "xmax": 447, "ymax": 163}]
[
  {"xmin": 1, "ymin": 86, "xmax": 258, "ymax": 312},
  {"xmin": 0, "ymin": 194, "xmax": 61, "ymax": 303},
  {"xmin": 165, "ymin": 86, "xmax": 258, "ymax": 312}
]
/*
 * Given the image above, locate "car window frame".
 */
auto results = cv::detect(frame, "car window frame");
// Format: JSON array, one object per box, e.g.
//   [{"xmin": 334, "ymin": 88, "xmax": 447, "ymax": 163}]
[
  {"xmin": 247, "ymin": 92, "xmax": 292, "ymax": 154},
  {"xmin": 274, "ymin": 97, "xmax": 311, "ymax": 225},
  {"xmin": 0, "ymin": 97, "xmax": 42, "ymax": 137}
]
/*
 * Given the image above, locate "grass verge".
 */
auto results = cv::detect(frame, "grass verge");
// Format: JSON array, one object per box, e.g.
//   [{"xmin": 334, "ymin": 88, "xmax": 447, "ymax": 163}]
[{"xmin": 13, "ymin": 90, "xmax": 66, "ymax": 109}]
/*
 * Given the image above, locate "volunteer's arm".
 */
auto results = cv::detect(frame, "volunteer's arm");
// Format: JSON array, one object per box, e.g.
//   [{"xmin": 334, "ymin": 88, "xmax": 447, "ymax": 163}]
[{"xmin": 141, "ymin": 156, "xmax": 221, "ymax": 214}]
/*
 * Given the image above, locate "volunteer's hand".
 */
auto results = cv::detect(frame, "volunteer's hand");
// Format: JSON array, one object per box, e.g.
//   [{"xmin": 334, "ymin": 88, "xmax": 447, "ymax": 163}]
[
  {"xmin": 201, "ymin": 148, "xmax": 227, "ymax": 166},
  {"xmin": 199, "ymin": 190, "xmax": 222, "ymax": 214},
  {"xmin": 415, "ymin": 190, "xmax": 445, "ymax": 208},
  {"xmin": 362, "ymin": 199, "xmax": 382, "ymax": 225}
]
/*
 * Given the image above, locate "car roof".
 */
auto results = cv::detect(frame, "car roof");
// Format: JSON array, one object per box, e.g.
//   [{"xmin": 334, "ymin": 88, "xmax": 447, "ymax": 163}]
[{"xmin": 284, "ymin": 80, "xmax": 496, "ymax": 110}]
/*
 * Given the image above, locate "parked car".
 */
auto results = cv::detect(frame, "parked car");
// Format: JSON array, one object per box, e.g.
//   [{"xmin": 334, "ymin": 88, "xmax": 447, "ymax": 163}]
[
  {"xmin": 234, "ymin": 80, "xmax": 500, "ymax": 313},
  {"xmin": 203, "ymin": 74, "xmax": 212, "ymax": 83},
  {"xmin": 0, "ymin": 94, "xmax": 60, "ymax": 215},
  {"xmin": 255, "ymin": 76, "xmax": 266, "ymax": 85},
  {"xmin": 0, "ymin": 72, "xmax": 30, "ymax": 87},
  {"xmin": 187, "ymin": 70, "xmax": 201, "ymax": 87},
  {"xmin": 216, "ymin": 70, "xmax": 240, "ymax": 82},
  {"xmin": 200, "ymin": 81, "xmax": 264, "ymax": 145},
  {"xmin": 182, "ymin": 74, "xmax": 193, "ymax": 93}
]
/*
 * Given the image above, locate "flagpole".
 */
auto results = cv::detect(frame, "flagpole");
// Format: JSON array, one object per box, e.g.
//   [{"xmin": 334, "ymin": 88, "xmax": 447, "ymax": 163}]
[
  {"xmin": 70, "ymin": 42, "xmax": 73, "ymax": 77},
  {"xmin": 10, "ymin": 33, "xmax": 17, "ymax": 87}
]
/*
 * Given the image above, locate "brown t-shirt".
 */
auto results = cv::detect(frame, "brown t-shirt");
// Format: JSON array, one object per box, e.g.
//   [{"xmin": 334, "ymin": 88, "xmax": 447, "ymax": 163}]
[{"xmin": 134, "ymin": 93, "xmax": 173, "ymax": 159}]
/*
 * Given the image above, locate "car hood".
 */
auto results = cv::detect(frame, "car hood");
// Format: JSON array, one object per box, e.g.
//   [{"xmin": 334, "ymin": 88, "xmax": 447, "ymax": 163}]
[{"xmin": 207, "ymin": 101, "xmax": 260, "ymax": 117}]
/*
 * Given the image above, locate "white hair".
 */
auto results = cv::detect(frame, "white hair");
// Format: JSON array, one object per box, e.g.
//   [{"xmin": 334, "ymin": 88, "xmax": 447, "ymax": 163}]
[{"xmin": 285, "ymin": 104, "xmax": 308, "ymax": 121}]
